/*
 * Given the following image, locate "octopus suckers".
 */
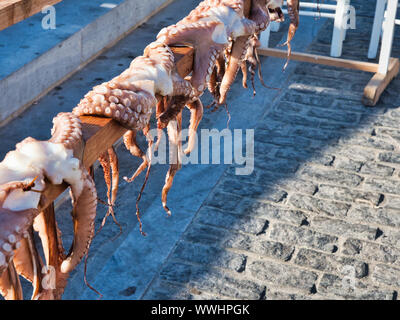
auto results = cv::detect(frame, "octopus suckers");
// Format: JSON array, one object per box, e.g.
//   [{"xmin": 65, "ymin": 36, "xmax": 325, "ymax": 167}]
[
  {"xmin": 0, "ymin": 252, "xmax": 5, "ymax": 266},
  {"xmin": 8, "ymin": 234, "xmax": 16, "ymax": 243},
  {"xmin": 2, "ymin": 243, "xmax": 12, "ymax": 252}
]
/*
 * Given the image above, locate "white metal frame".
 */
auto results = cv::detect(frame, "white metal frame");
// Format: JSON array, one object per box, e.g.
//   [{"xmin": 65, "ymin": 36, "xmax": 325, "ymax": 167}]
[
  {"xmin": 368, "ymin": 0, "xmax": 399, "ymax": 74},
  {"xmin": 259, "ymin": 0, "xmax": 352, "ymax": 57}
]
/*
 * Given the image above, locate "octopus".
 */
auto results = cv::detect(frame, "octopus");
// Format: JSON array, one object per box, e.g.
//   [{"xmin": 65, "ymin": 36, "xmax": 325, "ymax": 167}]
[
  {"xmin": 157, "ymin": 0, "xmax": 258, "ymax": 101},
  {"xmin": 72, "ymin": 41, "xmax": 201, "ymax": 230},
  {"xmin": 0, "ymin": 113, "xmax": 97, "ymax": 299}
]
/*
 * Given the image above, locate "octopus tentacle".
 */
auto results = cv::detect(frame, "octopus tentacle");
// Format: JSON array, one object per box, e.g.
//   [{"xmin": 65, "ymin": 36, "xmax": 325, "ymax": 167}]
[
  {"xmin": 158, "ymin": 20, "xmax": 227, "ymax": 95},
  {"xmin": 98, "ymin": 147, "xmax": 121, "ymax": 233},
  {"xmin": 123, "ymin": 130, "xmax": 149, "ymax": 183},
  {"xmin": 0, "ymin": 206, "xmax": 38, "ymax": 277},
  {"xmin": 241, "ymin": 60, "xmax": 248, "ymax": 89},
  {"xmin": 49, "ymin": 113, "xmax": 83, "ymax": 153},
  {"xmin": 218, "ymin": 0, "xmax": 270, "ymax": 105},
  {"xmin": 60, "ymin": 170, "xmax": 97, "ymax": 274},
  {"xmin": 281, "ymin": 0, "xmax": 299, "ymax": 70},
  {"xmin": 0, "ymin": 260, "xmax": 23, "ymax": 300},
  {"xmin": 184, "ymin": 99, "xmax": 204, "ymax": 155},
  {"xmin": 12, "ymin": 227, "xmax": 48, "ymax": 300},
  {"xmin": 161, "ymin": 112, "xmax": 183, "ymax": 216}
]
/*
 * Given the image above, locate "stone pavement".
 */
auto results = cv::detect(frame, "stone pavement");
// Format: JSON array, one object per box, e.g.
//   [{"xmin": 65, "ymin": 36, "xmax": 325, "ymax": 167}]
[{"xmin": 142, "ymin": 1, "xmax": 400, "ymax": 300}]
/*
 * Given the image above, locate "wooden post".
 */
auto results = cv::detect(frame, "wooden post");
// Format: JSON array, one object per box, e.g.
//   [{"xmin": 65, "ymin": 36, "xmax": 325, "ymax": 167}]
[{"xmin": 258, "ymin": 48, "xmax": 399, "ymax": 106}]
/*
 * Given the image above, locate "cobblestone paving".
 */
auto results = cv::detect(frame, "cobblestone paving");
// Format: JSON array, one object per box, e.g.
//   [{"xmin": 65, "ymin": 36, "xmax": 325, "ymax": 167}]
[{"xmin": 143, "ymin": 2, "xmax": 400, "ymax": 300}]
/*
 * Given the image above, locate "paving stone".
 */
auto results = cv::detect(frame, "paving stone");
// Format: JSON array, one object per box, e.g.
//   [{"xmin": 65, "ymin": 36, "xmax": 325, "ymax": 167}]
[
  {"xmin": 196, "ymin": 206, "xmax": 269, "ymax": 235},
  {"xmin": 301, "ymin": 165, "xmax": 364, "ymax": 187},
  {"xmin": 334, "ymin": 157, "xmax": 363, "ymax": 172},
  {"xmin": 289, "ymin": 126, "xmax": 341, "ymax": 142},
  {"xmin": 316, "ymin": 184, "xmax": 383, "ymax": 206},
  {"xmin": 383, "ymin": 195, "xmax": 400, "ymax": 209},
  {"xmin": 289, "ymin": 193, "xmax": 351, "ymax": 218},
  {"xmin": 248, "ymin": 259, "xmax": 318, "ymax": 292},
  {"xmin": 276, "ymin": 179, "xmax": 318, "ymax": 196},
  {"xmin": 343, "ymin": 239, "xmax": 400, "ymax": 265},
  {"xmin": 311, "ymin": 216, "xmax": 377, "ymax": 241},
  {"xmin": 159, "ymin": 262, "xmax": 266, "ymax": 299},
  {"xmin": 172, "ymin": 241, "xmax": 247, "ymax": 272},
  {"xmin": 218, "ymin": 178, "xmax": 288, "ymax": 203},
  {"xmin": 318, "ymin": 273, "xmax": 395, "ymax": 300},
  {"xmin": 185, "ymin": 224, "xmax": 296, "ymax": 262},
  {"xmin": 372, "ymin": 264, "xmax": 400, "ymax": 288},
  {"xmin": 280, "ymin": 92, "xmax": 335, "ymax": 108},
  {"xmin": 269, "ymin": 223, "xmax": 338, "ymax": 253},
  {"xmin": 294, "ymin": 248, "xmax": 368, "ymax": 278},
  {"xmin": 375, "ymin": 128, "xmax": 400, "ymax": 144},
  {"xmin": 378, "ymin": 151, "xmax": 400, "ymax": 165},
  {"xmin": 339, "ymin": 135, "xmax": 395, "ymax": 151},
  {"xmin": 364, "ymin": 178, "xmax": 400, "ymax": 195},
  {"xmin": 144, "ymin": 281, "xmax": 224, "ymax": 300},
  {"xmin": 239, "ymin": 199, "xmax": 308, "ymax": 226},
  {"xmin": 360, "ymin": 162, "xmax": 395, "ymax": 177},
  {"xmin": 335, "ymin": 146, "xmax": 377, "ymax": 162},
  {"xmin": 348, "ymin": 206, "xmax": 400, "ymax": 228},
  {"xmin": 204, "ymin": 191, "xmax": 242, "ymax": 212},
  {"xmin": 265, "ymin": 290, "xmax": 316, "ymax": 300}
]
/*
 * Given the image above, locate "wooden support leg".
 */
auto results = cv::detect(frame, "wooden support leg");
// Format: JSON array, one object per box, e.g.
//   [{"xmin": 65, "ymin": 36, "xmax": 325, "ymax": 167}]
[{"xmin": 363, "ymin": 57, "xmax": 400, "ymax": 106}]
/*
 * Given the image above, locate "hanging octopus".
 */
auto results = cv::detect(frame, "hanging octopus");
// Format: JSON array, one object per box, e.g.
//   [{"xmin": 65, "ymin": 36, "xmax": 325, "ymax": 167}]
[
  {"xmin": 72, "ymin": 40, "xmax": 201, "ymax": 230},
  {"xmin": 0, "ymin": 113, "xmax": 97, "ymax": 300},
  {"xmin": 157, "ymin": 0, "xmax": 258, "ymax": 102}
]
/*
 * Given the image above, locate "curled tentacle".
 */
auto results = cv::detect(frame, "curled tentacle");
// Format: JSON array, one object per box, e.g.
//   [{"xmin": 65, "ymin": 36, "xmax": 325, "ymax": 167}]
[
  {"xmin": 281, "ymin": 0, "xmax": 299, "ymax": 70},
  {"xmin": 123, "ymin": 130, "xmax": 149, "ymax": 183},
  {"xmin": 184, "ymin": 99, "xmax": 204, "ymax": 155},
  {"xmin": 161, "ymin": 112, "xmax": 183, "ymax": 216},
  {"xmin": 60, "ymin": 170, "xmax": 97, "ymax": 274},
  {"xmin": 49, "ymin": 113, "xmax": 83, "ymax": 153},
  {"xmin": 98, "ymin": 147, "xmax": 121, "ymax": 234}
]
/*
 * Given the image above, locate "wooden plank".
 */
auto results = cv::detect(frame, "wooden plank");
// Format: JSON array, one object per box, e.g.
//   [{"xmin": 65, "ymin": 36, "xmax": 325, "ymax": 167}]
[
  {"xmin": 37, "ymin": 46, "xmax": 194, "ymax": 212},
  {"xmin": 363, "ymin": 57, "xmax": 400, "ymax": 106},
  {"xmin": 258, "ymin": 48, "xmax": 380, "ymax": 73},
  {"xmin": 0, "ymin": 0, "xmax": 62, "ymax": 31}
]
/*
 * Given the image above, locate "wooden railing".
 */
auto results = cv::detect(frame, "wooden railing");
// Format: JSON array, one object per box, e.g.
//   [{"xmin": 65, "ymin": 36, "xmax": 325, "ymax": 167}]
[
  {"xmin": 0, "ymin": 0, "xmax": 62, "ymax": 31},
  {"xmin": 38, "ymin": 46, "xmax": 194, "ymax": 212}
]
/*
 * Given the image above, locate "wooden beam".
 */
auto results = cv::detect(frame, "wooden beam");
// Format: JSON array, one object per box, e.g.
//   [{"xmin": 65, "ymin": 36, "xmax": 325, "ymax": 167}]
[
  {"xmin": 0, "ymin": 0, "xmax": 62, "ymax": 31},
  {"xmin": 363, "ymin": 57, "xmax": 400, "ymax": 106},
  {"xmin": 37, "ymin": 46, "xmax": 194, "ymax": 212},
  {"xmin": 258, "ymin": 48, "xmax": 380, "ymax": 73}
]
